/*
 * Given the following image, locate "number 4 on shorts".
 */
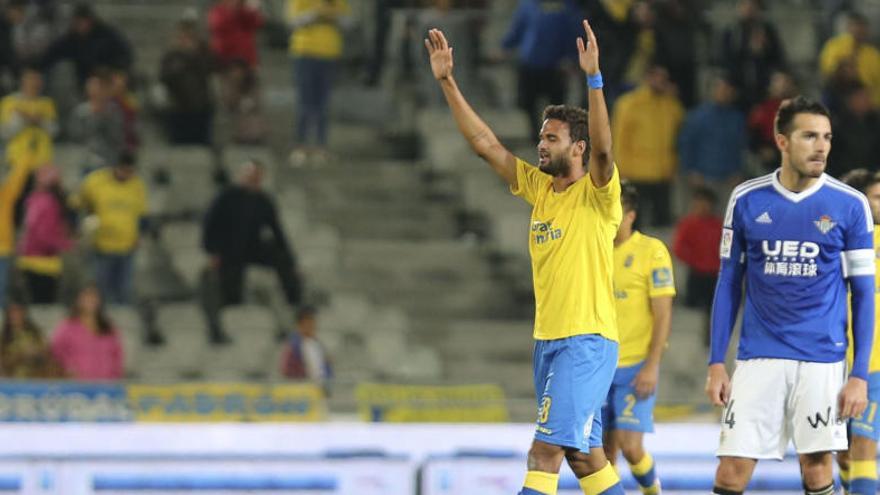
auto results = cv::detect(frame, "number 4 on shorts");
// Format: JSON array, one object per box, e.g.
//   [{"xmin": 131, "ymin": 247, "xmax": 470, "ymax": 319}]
[{"xmin": 723, "ymin": 400, "xmax": 736, "ymax": 429}]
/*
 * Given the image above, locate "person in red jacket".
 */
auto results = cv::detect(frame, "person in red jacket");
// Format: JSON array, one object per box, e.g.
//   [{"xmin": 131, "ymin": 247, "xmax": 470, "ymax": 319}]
[
  {"xmin": 207, "ymin": 0, "xmax": 264, "ymax": 69},
  {"xmin": 672, "ymin": 186, "xmax": 722, "ymax": 347}
]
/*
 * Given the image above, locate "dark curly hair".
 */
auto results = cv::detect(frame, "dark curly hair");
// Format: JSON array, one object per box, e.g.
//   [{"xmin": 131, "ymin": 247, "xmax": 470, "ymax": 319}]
[{"xmin": 542, "ymin": 104, "xmax": 591, "ymax": 165}]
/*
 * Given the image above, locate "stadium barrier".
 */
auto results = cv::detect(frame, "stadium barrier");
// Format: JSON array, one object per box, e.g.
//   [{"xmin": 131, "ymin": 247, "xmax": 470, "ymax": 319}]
[{"xmin": 0, "ymin": 423, "xmax": 831, "ymax": 493}]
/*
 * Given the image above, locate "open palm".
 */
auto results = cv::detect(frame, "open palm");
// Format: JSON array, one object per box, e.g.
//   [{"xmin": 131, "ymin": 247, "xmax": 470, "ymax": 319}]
[{"xmin": 425, "ymin": 28, "xmax": 453, "ymax": 80}]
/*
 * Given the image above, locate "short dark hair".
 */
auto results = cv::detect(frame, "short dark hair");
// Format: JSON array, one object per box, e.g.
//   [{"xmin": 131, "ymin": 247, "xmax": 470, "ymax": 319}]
[
  {"xmin": 542, "ymin": 105, "xmax": 591, "ymax": 165},
  {"xmin": 72, "ymin": 2, "xmax": 95, "ymax": 19},
  {"xmin": 117, "ymin": 151, "xmax": 137, "ymax": 167},
  {"xmin": 841, "ymin": 168, "xmax": 880, "ymax": 194},
  {"xmin": 773, "ymin": 96, "xmax": 831, "ymax": 137},
  {"xmin": 297, "ymin": 305, "xmax": 317, "ymax": 321},
  {"xmin": 691, "ymin": 185, "xmax": 718, "ymax": 205},
  {"xmin": 620, "ymin": 180, "xmax": 639, "ymax": 213}
]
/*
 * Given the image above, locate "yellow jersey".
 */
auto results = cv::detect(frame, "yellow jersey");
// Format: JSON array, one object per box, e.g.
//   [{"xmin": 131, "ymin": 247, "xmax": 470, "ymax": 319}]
[
  {"xmin": 79, "ymin": 168, "xmax": 147, "ymax": 254},
  {"xmin": 848, "ymin": 228, "xmax": 880, "ymax": 374},
  {"xmin": 510, "ymin": 158, "xmax": 622, "ymax": 341},
  {"xmin": 0, "ymin": 93, "xmax": 56, "ymax": 169},
  {"xmin": 613, "ymin": 231, "xmax": 676, "ymax": 366},
  {"xmin": 287, "ymin": 0, "xmax": 350, "ymax": 59}
]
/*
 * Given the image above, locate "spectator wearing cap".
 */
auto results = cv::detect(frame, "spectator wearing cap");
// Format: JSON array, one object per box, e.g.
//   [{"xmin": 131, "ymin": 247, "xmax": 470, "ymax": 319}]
[
  {"xmin": 677, "ymin": 74, "xmax": 747, "ymax": 201},
  {"xmin": 281, "ymin": 306, "xmax": 332, "ymax": 390},
  {"xmin": 42, "ymin": 2, "xmax": 132, "ymax": 90},
  {"xmin": 76, "ymin": 152, "xmax": 147, "ymax": 304}
]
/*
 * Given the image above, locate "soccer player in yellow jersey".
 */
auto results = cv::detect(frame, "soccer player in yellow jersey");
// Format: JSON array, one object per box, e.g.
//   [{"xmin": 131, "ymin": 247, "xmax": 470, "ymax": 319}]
[
  {"xmin": 603, "ymin": 182, "xmax": 674, "ymax": 494},
  {"xmin": 837, "ymin": 169, "xmax": 880, "ymax": 495},
  {"xmin": 427, "ymin": 19, "xmax": 624, "ymax": 495}
]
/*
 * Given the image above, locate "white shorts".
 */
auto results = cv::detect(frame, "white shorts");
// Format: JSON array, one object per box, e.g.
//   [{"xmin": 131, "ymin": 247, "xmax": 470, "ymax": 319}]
[{"xmin": 716, "ymin": 358, "xmax": 848, "ymax": 460}]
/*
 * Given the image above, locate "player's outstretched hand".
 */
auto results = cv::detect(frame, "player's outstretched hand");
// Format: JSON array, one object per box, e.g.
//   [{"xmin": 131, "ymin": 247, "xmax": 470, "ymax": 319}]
[
  {"xmin": 425, "ymin": 29, "xmax": 453, "ymax": 81},
  {"xmin": 576, "ymin": 19, "xmax": 599, "ymax": 76},
  {"xmin": 838, "ymin": 376, "xmax": 868, "ymax": 419},
  {"xmin": 705, "ymin": 363, "xmax": 730, "ymax": 406},
  {"xmin": 632, "ymin": 363, "xmax": 658, "ymax": 399}
]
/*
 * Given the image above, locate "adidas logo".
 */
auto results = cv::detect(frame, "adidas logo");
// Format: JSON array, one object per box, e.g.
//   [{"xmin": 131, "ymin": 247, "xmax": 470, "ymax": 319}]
[{"xmin": 756, "ymin": 212, "xmax": 773, "ymax": 224}]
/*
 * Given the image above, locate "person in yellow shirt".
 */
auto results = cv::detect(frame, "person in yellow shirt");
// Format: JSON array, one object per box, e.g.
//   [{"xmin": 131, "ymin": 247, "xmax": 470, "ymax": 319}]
[
  {"xmin": 0, "ymin": 66, "xmax": 58, "ymax": 170},
  {"xmin": 286, "ymin": 0, "xmax": 350, "ymax": 166},
  {"xmin": 836, "ymin": 169, "xmax": 880, "ymax": 495},
  {"xmin": 78, "ymin": 152, "xmax": 147, "ymax": 304},
  {"xmin": 603, "ymin": 181, "xmax": 674, "ymax": 495},
  {"xmin": 0, "ymin": 160, "xmax": 35, "ymax": 308},
  {"xmin": 611, "ymin": 65, "xmax": 684, "ymax": 227},
  {"xmin": 428, "ymin": 20, "xmax": 626, "ymax": 495},
  {"xmin": 819, "ymin": 12, "xmax": 880, "ymax": 107}
]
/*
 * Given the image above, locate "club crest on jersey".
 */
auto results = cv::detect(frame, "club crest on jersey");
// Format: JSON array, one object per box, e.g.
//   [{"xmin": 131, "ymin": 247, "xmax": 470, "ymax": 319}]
[
  {"xmin": 814, "ymin": 215, "xmax": 836, "ymax": 234},
  {"xmin": 624, "ymin": 255, "xmax": 634, "ymax": 267}
]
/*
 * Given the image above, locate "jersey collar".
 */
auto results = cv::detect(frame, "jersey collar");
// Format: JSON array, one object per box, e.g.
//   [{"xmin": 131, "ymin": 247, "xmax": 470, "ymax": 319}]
[{"xmin": 771, "ymin": 168, "xmax": 827, "ymax": 203}]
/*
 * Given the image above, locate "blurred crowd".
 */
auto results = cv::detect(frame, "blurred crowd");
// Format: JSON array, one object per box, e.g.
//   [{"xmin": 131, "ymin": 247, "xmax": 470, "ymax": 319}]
[{"xmin": 1, "ymin": 0, "xmax": 879, "ymax": 383}]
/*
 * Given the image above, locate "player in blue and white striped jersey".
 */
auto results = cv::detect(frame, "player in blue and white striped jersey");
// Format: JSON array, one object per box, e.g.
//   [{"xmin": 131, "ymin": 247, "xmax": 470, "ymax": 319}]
[{"xmin": 705, "ymin": 97, "xmax": 875, "ymax": 495}]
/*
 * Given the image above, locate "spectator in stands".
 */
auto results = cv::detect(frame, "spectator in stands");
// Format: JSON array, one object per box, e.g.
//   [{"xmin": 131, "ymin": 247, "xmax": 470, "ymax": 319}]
[
  {"xmin": 620, "ymin": 1, "xmax": 657, "ymax": 91},
  {"xmin": 677, "ymin": 74, "xmax": 746, "ymax": 199},
  {"xmin": 110, "ymin": 69, "xmax": 139, "ymax": 153},
  {"xmin": 612, "ymin": 64, "xmax": 684, "ymax": 227},
  {"xmin": 219, "ymin": 58, "xmax": 265, "ymax": 144},
  {"xmin": 0, "ymin": 1, "xmax": 29, "ymax": 95},
  {"xmin": 208, "ymin": 0, "xmax": 264, "ymax": 69},
  {"xmin": 286, "ymin": 0, "xmax": 351, "ymax": 167},
  {"xmin": 720, "ymin": 0, "xmax": 786, "ymax": 109},
  {"xmin": 654, "ymin": 0, "xmax": 700, "ymax": 108},
  {"xmin": 1, "ymin": 299, "xmax": 57, "ymax": 377},
  {"xmin": 672, "ymin": 186, "xmax": 722, "ymax": 347},
  {"xmin": 68, "ymin": 69, "xmax": 125, "ymax": 171},
  {"xmin": 202, "ymin": 160, "xmax": 301, "ymax": 343},
  {"xmin": 500, "ymin": 0, "xmax": 581, "ymax": 139},
  {"xmin": 50, "ymin": 284, "xmax": 123, "ymax": 380},
  {"xmin": 17, "ymin": 165, "xmax": 74, "ymax": 304},
  {"xmin": 281, "ymin": 305, "xmax": 332, "ymax": 390},
  {"xmin": 42, "ymin": 2, "xmax": 132, "ymax": 90},
  {"xmin": 748, "ymin": 70, "xmax": 796, "ymax": 172},
  {"xmin": 820, "ymin": 11, "xmax": 880, "ymax": 107},
  {"xmin": 0, "ymin": 66, "xmax": 57, "ymax": 170},
  {"xmin": 77, "ymin": 152, "xmax": 147, "ymax": 305},
  {"xmin": 827, "ymin": 83, "xmax": 880, "ymax": 177},
  {"xmin": 9, "ymin": 0, "xmax": 54, "ymax": 67},
  {"xmin": 0, "ymin": 158, "xmax": 34, "ymax": 309},
  {"xmin": 159, "ymin": 21, "xmax": 215, "ymax": 145}
]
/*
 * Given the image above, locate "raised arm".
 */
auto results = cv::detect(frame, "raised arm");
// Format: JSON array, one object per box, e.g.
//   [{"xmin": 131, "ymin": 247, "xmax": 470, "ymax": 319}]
[
  {"xmin": 577, "ymin": 20, "xmax": 613, "ymax": 187},
  {"xmin": 425, "ymin": 29, "xmax": 516, "ymax": 187}
]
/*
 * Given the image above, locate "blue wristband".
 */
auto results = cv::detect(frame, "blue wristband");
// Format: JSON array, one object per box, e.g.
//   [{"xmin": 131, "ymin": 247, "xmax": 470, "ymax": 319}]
[{"xmin": 587, "ymin": 72, "xmax": 603, "ymax": 89}]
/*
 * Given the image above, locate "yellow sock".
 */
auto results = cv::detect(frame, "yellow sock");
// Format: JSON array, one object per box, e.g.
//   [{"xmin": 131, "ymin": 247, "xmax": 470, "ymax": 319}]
[
  {"xmin": 523, "ymin": 470, "xmax": 559, "ymax": 495},
  {"xmin": 630, "ymin": 452, "xmax": 659, "ymax": 494},
  {"xmin": 851, "ymin": 459, "xmax": 877, "ymax": 480},
  {"xmin": 579, "ymin": 462, "xmax": 621, "ymax": 495}
]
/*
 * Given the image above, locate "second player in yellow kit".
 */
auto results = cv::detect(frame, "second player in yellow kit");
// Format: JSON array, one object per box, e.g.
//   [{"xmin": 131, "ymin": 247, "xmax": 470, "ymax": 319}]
[
  {"xmin": 838, "ymin": 170, "xmax": 880, "ymax": 495},
  {"xmin": 602, "ymin": 182, "xmax": 674, "ymax": 495}
]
